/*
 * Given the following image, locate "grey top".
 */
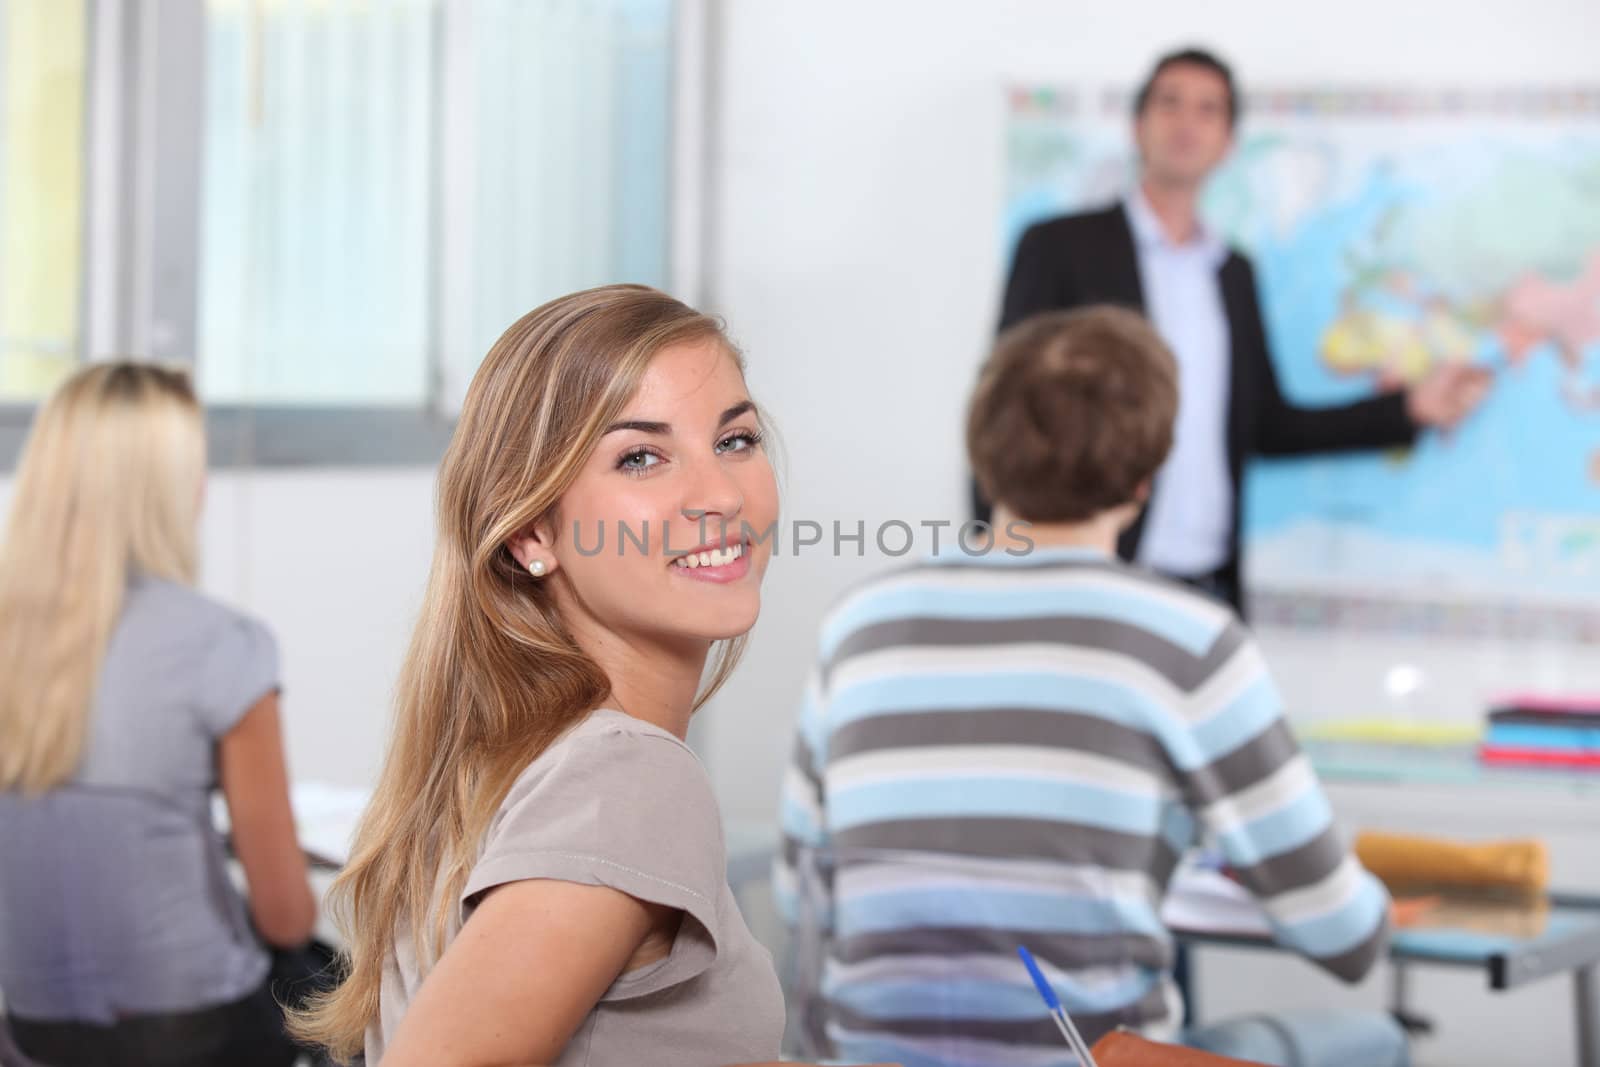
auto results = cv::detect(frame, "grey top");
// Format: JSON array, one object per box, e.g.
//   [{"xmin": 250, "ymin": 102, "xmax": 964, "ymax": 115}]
[
  {"xmin": 0, "ymin": 575, "xmax": 279, "ymax": 1023},
  {"xmin": 368, "ymin": 708, "xmax": 785, "ymax": 1066}
]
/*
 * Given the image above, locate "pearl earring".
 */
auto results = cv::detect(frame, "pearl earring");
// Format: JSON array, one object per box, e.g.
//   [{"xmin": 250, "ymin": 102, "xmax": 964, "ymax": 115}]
[{"xmin": 528, "ymin": 560, "xmax": 547, "ymax": 578}]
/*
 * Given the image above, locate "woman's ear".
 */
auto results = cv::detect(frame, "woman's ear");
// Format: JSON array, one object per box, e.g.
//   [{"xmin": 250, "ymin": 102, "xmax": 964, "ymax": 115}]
[
  {"xmin": 1133, "ymin": 479, "xmax": 1153, "ymax": 505},
  {"xmin": 507, "ymin": 517, "xmax": 559, "ymax": 579}
]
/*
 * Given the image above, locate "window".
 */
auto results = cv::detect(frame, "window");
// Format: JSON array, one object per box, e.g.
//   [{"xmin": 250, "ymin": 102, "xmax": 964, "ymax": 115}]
[
  {"xmin": 0, "ymin": 0, "xmax": 87, "ymax": 402},
  {"xmin": 198, "ymin": 0, "xmax": 437, "ymax": 406},
  {"xmin": 195, "ymin": 0, "xmax": 675, "ymax": 414},
  {"xmin": 447, "ymin": 0, "xmax": 674, "ymax": 409},
  {"xmin": 0, "ymin": 0, "xmax": 684, "ymax": 465}
]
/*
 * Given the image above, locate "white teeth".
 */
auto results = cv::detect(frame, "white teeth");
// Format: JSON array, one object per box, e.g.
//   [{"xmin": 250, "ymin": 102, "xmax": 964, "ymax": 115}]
[{"xmin": 673, "ymin": 542, "xmax": 744, "ymax": 569}]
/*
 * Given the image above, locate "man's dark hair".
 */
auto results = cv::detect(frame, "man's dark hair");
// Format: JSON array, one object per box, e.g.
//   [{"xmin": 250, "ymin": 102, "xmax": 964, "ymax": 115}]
[{"xmin": 1134, "ymin": 47, "xmax": 1239, "ymax": 128}]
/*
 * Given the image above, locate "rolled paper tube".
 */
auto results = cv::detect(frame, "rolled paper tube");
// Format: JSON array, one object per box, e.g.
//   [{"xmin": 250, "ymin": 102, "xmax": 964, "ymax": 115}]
[
  {"xmin": 1355, "ymin": 831, "xmax": 1548, "ymax": 898},
  {"xmin": 1422, "ymin": 897, "xmax": 1550, "ymax": 940}
]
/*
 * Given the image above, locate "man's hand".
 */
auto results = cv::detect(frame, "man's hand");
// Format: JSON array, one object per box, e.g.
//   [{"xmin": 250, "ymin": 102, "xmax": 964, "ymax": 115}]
[
  {"xmin": 1406, "ymin": 362, "xmax": 1493, "ymax": 430},
  {"xmin": 1392, "ymin": 895, "xmax": 1439, "ymax": 929}
]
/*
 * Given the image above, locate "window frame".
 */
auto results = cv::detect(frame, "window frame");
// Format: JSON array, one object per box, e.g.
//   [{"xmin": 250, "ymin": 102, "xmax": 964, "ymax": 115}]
[{"xmin": 0, "ymin": 0, "xmax": 708, "ymax": 470}]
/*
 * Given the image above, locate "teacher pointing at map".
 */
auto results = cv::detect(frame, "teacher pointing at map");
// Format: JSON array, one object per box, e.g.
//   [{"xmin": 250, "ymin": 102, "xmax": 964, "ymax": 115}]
[{"xmin": 987, "ymin": 47, "xmax": 1491, "ymax": 613}]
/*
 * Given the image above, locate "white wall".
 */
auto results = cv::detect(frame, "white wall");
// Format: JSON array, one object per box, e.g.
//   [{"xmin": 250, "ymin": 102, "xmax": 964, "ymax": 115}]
[{"xmin": 196, "ymin": 468, "xmax": 439, "ymax": 788}]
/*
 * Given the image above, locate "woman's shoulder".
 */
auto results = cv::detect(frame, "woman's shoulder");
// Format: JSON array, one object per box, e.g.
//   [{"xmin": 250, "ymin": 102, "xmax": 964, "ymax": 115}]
[
  {"xmin": 567, "ymin": 707, "xmax": 696, "ymax": 753},
  {"xmin": 114, "ymin": 578, "xmax": 280, "ymax": 735},
  {"xmin": 518, "ymin": 708, "xmax": 710, "ymax": 795},
  {"xmin": 467, "ymin": 709, "xmax": 728, "ymax": 918},
  {"xmin": 123, "ymin": 575, "xmax": 275, "ymax": 647},
  {"xmin": 491, "ymin": 709, "xmax": 721, "ymax": 846}
]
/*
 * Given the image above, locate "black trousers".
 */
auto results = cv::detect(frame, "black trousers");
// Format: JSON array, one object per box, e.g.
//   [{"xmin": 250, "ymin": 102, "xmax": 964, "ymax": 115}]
[{"xmin": 4, "ymin": 944, "xmax": 340, "ymax": 1067}]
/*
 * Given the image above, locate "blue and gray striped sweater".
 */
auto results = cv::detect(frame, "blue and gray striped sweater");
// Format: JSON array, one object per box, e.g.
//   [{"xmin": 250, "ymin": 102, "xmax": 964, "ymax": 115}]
[{"xmin": 775, "ymin": 548, "xmax": 1389, "ymax": 1067}]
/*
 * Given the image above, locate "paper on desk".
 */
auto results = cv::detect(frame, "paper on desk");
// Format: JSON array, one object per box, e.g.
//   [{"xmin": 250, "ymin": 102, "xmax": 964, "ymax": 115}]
[
  {"xmin": 1160, "ymin": 864, "xmax": 1273, "ymax": 938},
  {"xmin": 211, "ymin": 781, "xmax": 371, "ymax": 867},
  {"xmin": 290, "ymin": 782, "xmax": 371, "ymax": 866}
]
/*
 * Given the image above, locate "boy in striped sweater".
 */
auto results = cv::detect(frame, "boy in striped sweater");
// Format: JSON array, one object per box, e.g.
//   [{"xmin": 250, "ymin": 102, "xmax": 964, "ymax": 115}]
[{"xmin": 775, "ymin": 307, "xmax": 1397, "ymax": 1066}]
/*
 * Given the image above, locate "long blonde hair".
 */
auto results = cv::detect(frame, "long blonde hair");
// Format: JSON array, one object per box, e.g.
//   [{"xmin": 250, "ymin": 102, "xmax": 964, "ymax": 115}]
[
  {"xmin": 0, "ymin": 363, "xmax": 206, "ymax": 794},
  {"xmin": 293, "ymin": 285, "xmax": 751, "ymax": 1059}
]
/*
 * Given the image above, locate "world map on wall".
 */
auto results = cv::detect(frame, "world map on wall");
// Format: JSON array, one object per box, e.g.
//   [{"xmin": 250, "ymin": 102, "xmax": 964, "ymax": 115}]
[{"xmin": 1005, "ymin": 87, "xmax": 1600, "ymax": 638}]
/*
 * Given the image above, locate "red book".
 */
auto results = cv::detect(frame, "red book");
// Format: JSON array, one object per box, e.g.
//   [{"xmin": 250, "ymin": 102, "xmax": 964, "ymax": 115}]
[{"xmin": 1478, "ymin": 744, "xmax": 1600, "ymax": 769}]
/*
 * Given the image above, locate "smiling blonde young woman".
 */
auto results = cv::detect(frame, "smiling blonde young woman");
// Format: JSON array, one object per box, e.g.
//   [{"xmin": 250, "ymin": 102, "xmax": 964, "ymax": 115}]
[{"xmin": 292, "ymin": 286, "xmax": 801, "ymax": 1067}]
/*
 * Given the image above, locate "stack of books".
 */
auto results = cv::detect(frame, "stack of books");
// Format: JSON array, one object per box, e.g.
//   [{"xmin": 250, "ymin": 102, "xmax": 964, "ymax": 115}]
[{"xmin": 1478, "ymin": 693, "xmax": 1600, "ymax": 769}]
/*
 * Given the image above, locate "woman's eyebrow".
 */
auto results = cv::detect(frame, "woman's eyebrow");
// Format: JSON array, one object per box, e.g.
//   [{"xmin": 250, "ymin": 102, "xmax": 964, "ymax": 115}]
[
  {"xmin": 604, "ymin": 401, "xmax": 755, "ymax": 437},
  {"xmin": 719, "ymin": 400, "xmax": 756, "ymax": 426},
  {"xmin": 603, "ymin": 419, "xmax": 670, "ymax": 436}
]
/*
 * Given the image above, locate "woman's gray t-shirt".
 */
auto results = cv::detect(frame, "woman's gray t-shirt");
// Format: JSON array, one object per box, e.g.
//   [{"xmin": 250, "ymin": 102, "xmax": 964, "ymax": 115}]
[
  {"xmin": 367, "ymin": 708, "xmax": 786, "ymax": 1066},
  {"xmin": 0, "ymin": 575, "xmax": 279, "ymax": 1022}
]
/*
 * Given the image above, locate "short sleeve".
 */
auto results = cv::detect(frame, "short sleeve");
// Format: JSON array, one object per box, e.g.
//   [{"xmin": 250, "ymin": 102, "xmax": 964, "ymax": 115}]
[
  {"xmin": 197, "ymin": 615, "xmax": 280, "ymax": 737},
  {"xmin": 461, "ymin": 722, "xmax": 727, "ymax": 1000}
]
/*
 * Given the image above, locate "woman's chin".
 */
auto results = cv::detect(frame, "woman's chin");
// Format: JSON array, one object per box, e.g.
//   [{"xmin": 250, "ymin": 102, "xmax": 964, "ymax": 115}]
[{"xmin": 682, "ymin": 600, "xmax": 762, "ymax": 644}]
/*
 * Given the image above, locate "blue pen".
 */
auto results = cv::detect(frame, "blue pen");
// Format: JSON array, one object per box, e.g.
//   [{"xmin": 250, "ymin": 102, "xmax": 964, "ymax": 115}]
[{"xmin": 1017, "ymin": 945, "xmax": 1100, "ymax": 1067}]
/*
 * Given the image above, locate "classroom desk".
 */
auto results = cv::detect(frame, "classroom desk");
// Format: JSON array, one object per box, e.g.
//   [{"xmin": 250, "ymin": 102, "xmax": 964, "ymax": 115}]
[
  {"xmin": 291, "ymin": 763, "xmax": 1600, "ymax": 1062},
  {"xmin": 1173, "ymin": 895, "xmax": 1600, "ymax": 1067},
  {"xmin": 1197, "ymin": 740, "xmax": 1600, "ymax": 1065},
  {"xmin": 1303, "ymin": 738, "xmax": 1600, "ymax": 797}
]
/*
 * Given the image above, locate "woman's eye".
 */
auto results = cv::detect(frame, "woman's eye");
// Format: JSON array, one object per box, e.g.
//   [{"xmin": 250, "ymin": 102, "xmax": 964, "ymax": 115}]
[
  {"xmin": 619, "ymin": 449, "xmax": 662, "ymax": 473},
  {"xmin": 717, "ymin": 430, "xmax": 762, "ymax": 455}
]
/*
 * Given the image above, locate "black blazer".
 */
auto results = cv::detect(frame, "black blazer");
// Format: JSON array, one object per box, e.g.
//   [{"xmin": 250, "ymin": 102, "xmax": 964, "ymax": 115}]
[{"xmin": 981, "ymin": 203, "xmax": 1418, "ymax": 591}]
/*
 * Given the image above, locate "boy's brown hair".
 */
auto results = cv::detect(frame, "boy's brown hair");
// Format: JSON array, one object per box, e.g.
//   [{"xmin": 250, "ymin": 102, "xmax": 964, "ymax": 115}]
[{"xmin": 967, "ymin": 306, "xmax": 1178, "ymax": 523}]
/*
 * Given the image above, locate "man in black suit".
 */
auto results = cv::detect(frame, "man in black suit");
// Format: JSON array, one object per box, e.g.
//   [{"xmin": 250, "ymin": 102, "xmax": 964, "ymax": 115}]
[{"xmin": 987, "ymin": 48, "xmax": 1490, "ymax": 612}]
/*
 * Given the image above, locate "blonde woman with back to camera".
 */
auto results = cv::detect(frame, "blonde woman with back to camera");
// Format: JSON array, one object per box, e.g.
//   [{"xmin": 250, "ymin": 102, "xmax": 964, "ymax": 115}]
[
  {"xmin": 0, "ymin": 364, "xmax": 318, "ymax": 1066},
  {"xmin": 290, "ymin": 286, "xmax": 896, "ymax": 1067}
]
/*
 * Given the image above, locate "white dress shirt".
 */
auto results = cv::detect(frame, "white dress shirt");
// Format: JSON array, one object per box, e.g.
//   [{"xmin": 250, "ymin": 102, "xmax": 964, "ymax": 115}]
[{"xmin": 1123, "ymin": 188, "xmax": 1235, "ymax": 576}]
